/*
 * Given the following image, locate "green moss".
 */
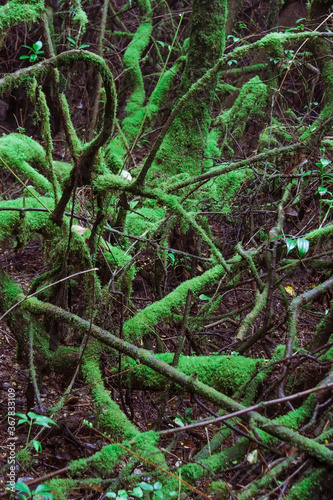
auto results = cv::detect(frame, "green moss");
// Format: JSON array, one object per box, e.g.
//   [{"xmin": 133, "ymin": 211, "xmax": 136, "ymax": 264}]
[
  {"xmin": 122, "ymin": 353, "xmax": 262, "ymax": 394},
  {"xmin": 154, "ymin": 0, "xmax": 227, "ymax": 175},
  {"xmin": 209, "ymin": 481, "xmax": 230, "ymax": 497},
  {"xmin": 259, "ymin": 117, "xmax": 293, "ymax": 150},
  {"xmin": 81, "ymin": 344, "xmax": 139, "ymax": 439},
  {"xmin": 15, "ymin": 449, "xmax": 33, "ymax": 468},
  {"xmin": 217, "ymin": 76, "xmax": 267, "ymax": 157},
  {"xmin": 101, "ymin": 244, "xmax": 135, "ymax": 297},
  {"xmin": 254, "ymin": 394, "xmax": 317, "ymax": 445},
  {"xmin": 126, "ymin": 430, "xmax": 167, "ymax": 471},
  {"xmin": 125, "ymin": 206, "xmax": 165, "ymax": 237},
  {"xmin": 0, "ymin": 196, "xmax": 54, "ymax": 248},
  {"xmin": 28, "ymin": 84, "xmax": 60, "ymax": 200},
  {"xmin": 0, "ymin": 0, "xmax": 44, "ymax": 38},
  {"xmin": 46, "ymin": 345, "xmax": 79, "ymax": 373},
  {"xmin": 71, "ymin": 0, "xmax": 88, "ymax": 34},
  {"xmin": 207, "ymin": 169, "xmax": 254, "ymax": 214},
  {"xmin": 68, "ymin": 443, "xmax": 124, "ymax": 477},
  {"xmin": 47, "ymin": 478, "xmax": 77, "ymax": 500},
  {"xmin": 122, "ymin": 20, "xmax": 153, "ymax": 141},
  {"xmin": 286, "ymin": 468, "xmax": 327, "ymax": 500},
  {"xmin": 275, "ymin": 394, "xmax": 316, "ymax": 428},
  {"xmin": 104, "ymin": 142, "xmax": 125, "ymax": 174},
  {"xmin": 93, "ymin": 172, "xmax": 130, "ymax": 193},
  {"xmin": 53, "ymin": 160, "xmax": 72, "ymax": 186},
  {"xmin": 257, "ymin": 32, "xmax": 284, "ymax": 58},
  {"xmin": 0, "ymin": 133, "xmax": 52, "ymax": 193},
  {"xmin": 123, "ymin": 264, "xmax": 225, "ymax": 341},
  {"xmin": 182, "ymin": 438, "xmax": 249, "ymax": 482},
  {"xmin": 203, "ymin": 128, "xmax": 222, "ymax": 168}
]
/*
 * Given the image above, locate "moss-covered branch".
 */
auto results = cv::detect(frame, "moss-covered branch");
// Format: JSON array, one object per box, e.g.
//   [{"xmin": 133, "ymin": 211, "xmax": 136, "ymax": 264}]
[{"xmin": 21, "ymin": 297, "xmax": 333, "ymax": 466}]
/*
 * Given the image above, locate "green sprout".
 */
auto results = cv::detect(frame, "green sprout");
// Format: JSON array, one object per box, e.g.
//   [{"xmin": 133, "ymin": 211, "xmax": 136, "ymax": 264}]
[{"xmin": 20, "ymin": 41, "xmax": 44, "ymax": 63}]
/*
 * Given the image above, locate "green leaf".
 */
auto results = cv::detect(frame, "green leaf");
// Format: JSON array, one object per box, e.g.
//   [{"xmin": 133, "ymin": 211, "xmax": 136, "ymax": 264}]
[
  {"xmin": 19, "ymin": 55, "xmax": 30, "ymax": 60},
  {"xmin": 29, "ymin": 54, "xmax": 38, "ymax": 62},
  {"xmin": 28, "ymin": 411, "xmax": 40, "ymax": 419},
  {"xmin": 199, "ymin": 294, "xmax": 211, "ymax": 301},
  {"xmin": 15, "ymin": 482, "xmax": 31, "ymax": 494},
  {"xmin": 174, "ymin": 417, "xmax": 185, "ymax": 427},
  {"xmin": 79, "ymin": 44, "xmax": 90, "ymax": 49},
  {"xmin": 227, "ymin": 35, "xmax": 240, "ymax": 42},
  {"xmin": 184, "ymin": 408, "xmax": 193, "ymax": 418},
  {"xmin": 319, "ymin": 158, "xmax": 332, "ymax": 168},
  {"xmin": 132, "ymin": 487, "xmax": 143, "ymax": 498},
  {"xmin": 67, "ymin": 37, "xmax": 76, "ymax": 45},
  {"xmin": 168, "ymin": 253, "xmax": 175, "ymax": 265},
  {"xmin": 117, "ymin": 490, "xmax": 128, "ymax": 498},
  {"xmin": 139, "ymin": 482, "xmax": 154, "ymax": 491},
  {"xmin": 33, "ymin": 484, "xmax": 55, "ymax": 499},
  {"xmin": 317, "ymin": 186, "xmax": 328, "ymax": 195},
  {"xmin": 15, "ymin": 412, "xmax": 28, "ymax": 420},
  {"xmin": 34, "ymin": 484, "xmax": 53, "ymax": 492},
  {"xmin": 286, "ymin": 238, "xmax": 297, "ymax": 254},
  {"xmin": 105, "ymin": 493, "xmax": 117, "ymax": 498},
  {"xmin": 33, "ymin": 41, "xmax": 43, "ymax": 51},
  {"xmin": 153, "ymin": 491, "xmax": 164, "ymax": 499},
  {"xmin": 297, "ymin": 238, "xmax": 309, "ymax": 258},
  {"xmin": 28, "ymin": 414, "xmax": 58, "ymax": 428},
  {"xmin": 32, "ymin": 440, "xmax": 42, "ymax": 453},
  {"xmin": 154, "ymin": 482, "xmax": 163, "ymax": 490}
]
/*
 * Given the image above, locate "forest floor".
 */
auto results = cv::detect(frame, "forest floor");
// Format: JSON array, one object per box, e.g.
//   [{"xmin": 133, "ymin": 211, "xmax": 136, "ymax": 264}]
[
  {"xmin": 0, "ymin": 207, "xmax": 330, "ymax": 499},
  {"xmin": 1, "ymin": 1, "xmax": 333, "ymax": 498}
]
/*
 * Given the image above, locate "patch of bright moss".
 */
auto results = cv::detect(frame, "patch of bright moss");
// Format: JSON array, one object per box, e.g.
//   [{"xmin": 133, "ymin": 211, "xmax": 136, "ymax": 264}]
[
  {"xmin": 0, "ymin": 133, "xmax": 51, "ymax": 193},
  {"xmin": 122, "ymin": 353, "xmax": 262, "ymax": 394}
]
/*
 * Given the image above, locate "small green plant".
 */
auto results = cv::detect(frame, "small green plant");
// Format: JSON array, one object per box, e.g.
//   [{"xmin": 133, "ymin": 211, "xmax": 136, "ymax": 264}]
[
  {"xmin": 315, "ymin": 157, "xmax": 333, "ymax": 225},
  {"xmin": 168, "ymin": 252, "xmax": 176, "ymax": 266},
  {"xmin": 106, "ymin": 481, "xmax": 175, "ymax": 499},
  {"xmin": 14, "ymin": 482, "xmax": 55, "ymax": 500},
  {"xmin": 174, "ymin": 407, "xmax": 194, "ymax": 427},
  {"xmin": 285, "ymin": 237, "xmax": 309, "ymax": 258},
  {"xmin": 227, "ymin": 34, "xmax": 240, "ymax": 43},
  {"xmin": 284, "ymin": 49, "xmax": 294, "ymax": 60},
  {"xmin": 316, "ymin": 157, "xmax": 333, "ymax": 186},
  {"xmin": 19, "ymin": 41, "xmax": 44, "ymax": 63},
  {"xmin": 66, "ymin": 37, "xmax": 90, "ymax": 50},
  {"xmin": 168, "ymin": 254, "xmax": 191, "ymax": 271},
  {"xmin": 199, "ymin": 294, "xmax": 211, "ymax": 301},
  {"xmin": 15, "ymin": 412, "xmax": 59, "ymax": 452}
]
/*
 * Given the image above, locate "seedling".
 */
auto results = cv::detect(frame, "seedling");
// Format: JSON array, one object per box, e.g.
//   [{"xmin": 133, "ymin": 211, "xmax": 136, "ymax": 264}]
[
  {"xmin": 315, "ymin": 158, "xmax": 333, "ymax": 225},
  {"xmin": 14, "ymin": 482, "xmax": 55, "ymax": 500},
  {"xmin": 174, "ymin": 407, "xmax": 194, "ymax": 427},
  {"xmin": 20, "ymin": 41, "xmax": 44, "ymax": 63},
  {"xmin": 15, "ymin": 412, "xmax": 59, "ymax": 450},
  {"xmin": 285, "ymin": 237, "xmax": 309, "ymax": 258},
  {"xmin": 105, "ymin": 481, "xmax": 175, "ymax": 499},
  {"xmin": 67, "ymin": 37, "xmax": 90, "ymax": 50}
]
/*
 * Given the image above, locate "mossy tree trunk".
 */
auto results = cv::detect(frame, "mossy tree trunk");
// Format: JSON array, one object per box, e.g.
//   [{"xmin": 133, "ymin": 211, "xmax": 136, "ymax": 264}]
[{"xmin": 157, "ymin": 0, "xmax": 227, "ymax": 174}]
